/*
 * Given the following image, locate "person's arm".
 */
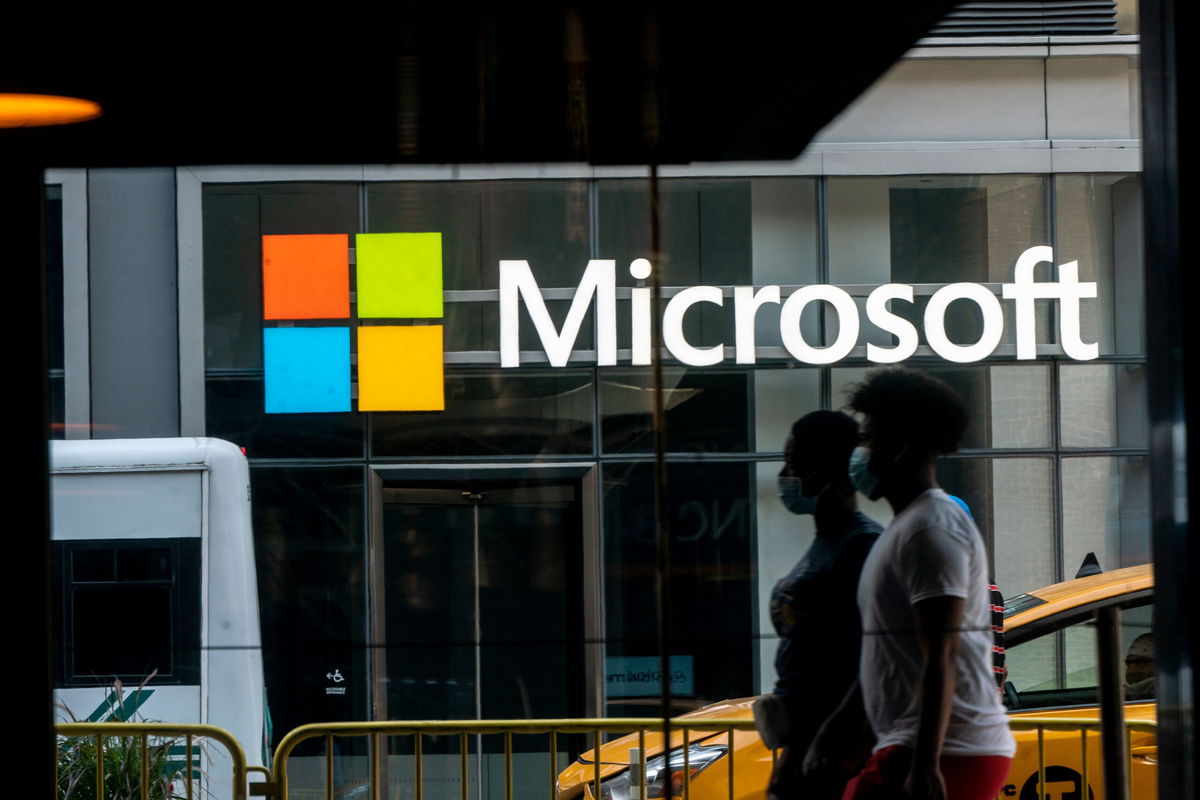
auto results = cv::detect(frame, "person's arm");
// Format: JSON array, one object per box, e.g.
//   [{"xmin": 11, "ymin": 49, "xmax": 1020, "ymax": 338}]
[
  {"xmin": 905, "ymin": 595, "xmax": 964, "ymax": 800},
  {"xmin": 803, "ymin": 529, "xmax": 879, "ymax": 781},
  {"xmin": 802, "ymin": 678, "xmax": 871, "ymax": 781}
]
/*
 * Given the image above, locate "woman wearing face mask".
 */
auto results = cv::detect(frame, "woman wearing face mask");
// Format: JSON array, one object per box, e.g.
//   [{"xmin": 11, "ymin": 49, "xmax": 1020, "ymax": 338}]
[
  {"xmin": 761, "ymin": 410, "xmax": 883, "ymax": 800},
  {"xmin": 808, "ymin": 368, "xmax": 1014, "ymax": 800}
]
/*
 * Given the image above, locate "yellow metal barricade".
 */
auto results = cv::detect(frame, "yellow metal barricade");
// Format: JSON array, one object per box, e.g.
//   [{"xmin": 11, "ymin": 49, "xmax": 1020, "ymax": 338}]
[
  {"xmin": 271, "ymin": 716, "xmax": 1157, "ymax": 800},
  {"xmin": 60, "ymin": 715, "xmax": 1154, "ymax": 800},
  {"xmin": 1004, "ymin": 717, "xmax": 1158, "ymax": 800},
  {"xmin": 270, "ymin": 718, "xmax": 759, "ymax": 800},
  {"xmin": 56, "ymin": 721, "xmax": 253, "ymax": 800}
]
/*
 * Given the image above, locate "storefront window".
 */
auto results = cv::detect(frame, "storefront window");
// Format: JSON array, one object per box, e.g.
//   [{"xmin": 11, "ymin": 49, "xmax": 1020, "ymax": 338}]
[
  {"xmin": 1061, "ymin": 455, "xmax": 1151, "ymax": 572},
  {"xmin": 192, "ymin": 169, "xmax": 1151, "ymax": 724},
  {"xmin": 1055, "ymin": 175, "xmax": 1145, "ymax": 356},
  {"xmin": 252, "ymin": 466, "xmax": 368, "ymax": 736},
  {"xmin": 940, "ymin": 456, "xmax": 1058, "ymax": 596},
  {"xmin": 1060, "ymin": 363, "xmax": 1148, "ymax": 448},
  {"xmin": 204, "ymin": 183, "xmax": 359, "ymax": 371},
  {"xmin": 371, "ymin": 370, "xmax": 594, "ymax": 457},
  {"xmin": 828, "ymin": 175, "xmax": 1051, "ymax": 353},
  {"xmin": 752, "ymin": 367, "xmax": 823, "ymax": 452},
  {"xmin": 44, "ymin": 6, "xmax": 1171, "ymax": 796},
  {"xmin": 207, "ymin": 376, "xmax": 365, "ymax": 459},
  {"xmin": 603, "ymin": 461, "xmax": 755, "ymax": 714},
  {"xmin": 833, "ymin": 364, "xmax": 1054, "ymax": 450},
  {"xmin": 600, "ymin": 368, "xmax": 751, "ymax": 453}
]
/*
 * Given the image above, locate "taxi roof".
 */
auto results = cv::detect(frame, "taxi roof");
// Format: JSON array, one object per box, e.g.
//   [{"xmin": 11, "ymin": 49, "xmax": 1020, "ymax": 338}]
[{"xmin": 1006, "ymin": 563, "xmax": 1153, "ymax": 628}]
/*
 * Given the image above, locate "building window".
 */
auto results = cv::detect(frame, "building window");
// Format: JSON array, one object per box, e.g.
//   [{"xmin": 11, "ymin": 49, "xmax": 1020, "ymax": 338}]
[{"xmin": 198, "ymin": 170, "xmax": 1148, "ymax": 710}]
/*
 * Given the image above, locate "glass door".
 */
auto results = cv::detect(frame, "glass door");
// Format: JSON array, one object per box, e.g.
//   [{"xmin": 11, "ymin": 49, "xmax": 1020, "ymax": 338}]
[{"xmin": 371, "ymin": 481, "xmax": 586, "ymax": 799}]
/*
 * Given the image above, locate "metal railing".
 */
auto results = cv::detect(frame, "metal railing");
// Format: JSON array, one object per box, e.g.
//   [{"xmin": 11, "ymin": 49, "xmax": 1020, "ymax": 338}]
[
  {"xmin": 56, "ymin": 722, "xmax": 251, "ymax": 800},
  {"xmin": 54, "ymin": 715, "xmax": 1157, "ymax": 800},
  {"xmin": 1005, "ymin": 717, "xmax": 1158, "ymax": 800},
  {"xmin": 270, "ymin": 718, "xmax": 761, "ymax": 800}
]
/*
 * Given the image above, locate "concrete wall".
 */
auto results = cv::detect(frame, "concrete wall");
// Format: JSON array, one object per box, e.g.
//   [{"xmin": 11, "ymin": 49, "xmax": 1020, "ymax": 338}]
[{"xmin": 88, "ymin": 168, "xmax": 180, "ymax": 437}]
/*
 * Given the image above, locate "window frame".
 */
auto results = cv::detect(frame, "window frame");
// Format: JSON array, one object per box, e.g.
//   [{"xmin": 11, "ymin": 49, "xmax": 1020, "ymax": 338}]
[{"xmin": 53, "ymin": 537, "xmax": 202, "ymax": 688}]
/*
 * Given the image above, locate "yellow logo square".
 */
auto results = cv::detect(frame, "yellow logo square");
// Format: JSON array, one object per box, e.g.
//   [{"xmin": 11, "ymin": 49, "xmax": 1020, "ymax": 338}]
[{"xmin": 357, "ymin": 326, "xmax": 445, "ymax": 411}]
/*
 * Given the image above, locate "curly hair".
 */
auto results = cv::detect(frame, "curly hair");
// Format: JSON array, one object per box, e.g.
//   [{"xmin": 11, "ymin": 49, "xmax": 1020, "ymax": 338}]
[{"xmin": 845, "ymin": 367, "xmax": 969, "ymax": 456}]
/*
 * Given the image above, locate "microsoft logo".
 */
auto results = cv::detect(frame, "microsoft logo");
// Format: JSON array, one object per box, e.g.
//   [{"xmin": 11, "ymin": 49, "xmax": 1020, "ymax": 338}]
[{"xmin": 261, "ymin": 233, "xmax": 445, "ymax": 413}]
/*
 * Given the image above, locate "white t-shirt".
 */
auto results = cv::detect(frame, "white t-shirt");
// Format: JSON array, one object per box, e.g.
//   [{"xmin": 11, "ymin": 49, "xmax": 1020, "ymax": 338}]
[{"xmin": 857, "ymin": 488, "xmax": 1015, "ymax": 757}]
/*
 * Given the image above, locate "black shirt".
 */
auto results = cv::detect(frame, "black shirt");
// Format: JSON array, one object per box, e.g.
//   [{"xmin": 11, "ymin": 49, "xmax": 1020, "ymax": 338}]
[{"xmin": 770, "ymin": 511, "xmax": 881, "ymax": 732}]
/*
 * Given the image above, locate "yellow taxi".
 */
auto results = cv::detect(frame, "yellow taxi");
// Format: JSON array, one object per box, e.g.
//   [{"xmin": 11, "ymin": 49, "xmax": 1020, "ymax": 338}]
[{"xmin": 557, "ymin": 563, "xmax": 1155, "ymax": 800}]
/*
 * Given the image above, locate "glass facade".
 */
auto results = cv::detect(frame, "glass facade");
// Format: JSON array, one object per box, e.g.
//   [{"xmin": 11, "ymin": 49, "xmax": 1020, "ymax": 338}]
[
  {"xmin": 194, "ymin": 172, "xmax": 1148, "ymax": 740},
  {"xmin": 39, "ymin": 2, "xmax": 1188, "ymax": 794}
]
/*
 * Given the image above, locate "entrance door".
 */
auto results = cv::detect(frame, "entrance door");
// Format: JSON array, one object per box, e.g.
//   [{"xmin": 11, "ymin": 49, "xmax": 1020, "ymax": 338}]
[{"xmin": 370, "ymin": 480, "xmax": 587, "ymax": 797}]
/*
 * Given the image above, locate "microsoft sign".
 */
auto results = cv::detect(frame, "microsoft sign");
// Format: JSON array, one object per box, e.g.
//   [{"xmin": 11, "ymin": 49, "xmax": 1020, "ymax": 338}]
[
  {"xmin": 500, "ymin": 246, "xmax": 1097, "ymax": 367},
  {"xmin": 261, "ymin": 239, "xmax": 1098, "ymax": 415}
]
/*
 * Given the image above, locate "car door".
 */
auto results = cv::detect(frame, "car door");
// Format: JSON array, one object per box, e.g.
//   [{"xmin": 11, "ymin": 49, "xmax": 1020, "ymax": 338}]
[{"xmin": 1002, "ymin": 595, "xmax": 1156, "ymax": 800}]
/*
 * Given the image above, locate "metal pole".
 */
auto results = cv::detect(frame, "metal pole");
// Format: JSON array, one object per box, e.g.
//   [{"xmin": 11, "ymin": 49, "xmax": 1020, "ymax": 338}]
[
  {"xmin": 1095, "ymin": 605, "xmax": 1128, "ymax": 800},
  {"xmin": 1140, "ymin": 1, "xmax": 1195, "ymax": 798},
  {"xmin": 641, "ymin": 5, "xmax": 673, "ymax": 757},
  {"xmin": 0, "ymin": 150, "xmax": 53, "ymax": 800},
  {"xmin": 648, "ymin": 162, "xmax": 672, "ymax": 753}
]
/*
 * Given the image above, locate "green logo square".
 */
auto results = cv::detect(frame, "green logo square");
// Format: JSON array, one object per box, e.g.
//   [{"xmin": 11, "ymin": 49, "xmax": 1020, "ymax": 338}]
[{"xmin": 356, "ymin": 232, "xmax": 443, "ymax": 318}]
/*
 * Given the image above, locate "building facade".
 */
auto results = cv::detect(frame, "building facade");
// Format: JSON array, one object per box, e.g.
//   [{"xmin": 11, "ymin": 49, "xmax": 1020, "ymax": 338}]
[{"xmin": 45, "ymin": 22, "xmax": 1149, "ymax": 791}]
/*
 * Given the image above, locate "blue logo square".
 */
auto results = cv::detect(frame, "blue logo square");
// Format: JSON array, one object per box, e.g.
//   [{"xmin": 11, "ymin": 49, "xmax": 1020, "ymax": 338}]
[{"xmin": 263, "ymin": 327, "xmax": 352, "ymax": 413}]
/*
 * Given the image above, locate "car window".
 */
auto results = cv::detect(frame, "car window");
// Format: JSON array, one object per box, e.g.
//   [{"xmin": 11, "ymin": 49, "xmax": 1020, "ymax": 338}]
[
  {"xmin": 1005, "ymin": 600, "xmax": 1153, "ymax": 710},
  {"xmin": 1003, "ymin": 592, "xmax": 1047, "ymax": 618}
]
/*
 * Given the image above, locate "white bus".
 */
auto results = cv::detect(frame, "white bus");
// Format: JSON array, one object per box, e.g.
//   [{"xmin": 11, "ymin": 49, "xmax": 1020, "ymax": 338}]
[{"xmin": 50, "ymin": 437, "xmax": 268, "ymax": 773}]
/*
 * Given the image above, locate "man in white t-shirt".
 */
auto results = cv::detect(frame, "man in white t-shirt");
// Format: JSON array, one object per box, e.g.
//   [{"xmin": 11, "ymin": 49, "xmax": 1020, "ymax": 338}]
[{"xmin": 805, "ymin": 368, "xmax": 1014, "ymax": 800}]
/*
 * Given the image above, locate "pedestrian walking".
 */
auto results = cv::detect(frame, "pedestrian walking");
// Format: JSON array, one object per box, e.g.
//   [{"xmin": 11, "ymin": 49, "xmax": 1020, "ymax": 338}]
[
  {"xmin": 759, "ymin": 410, "xmax": 882, "ymax": 800},
  {"xmin": 805, "ymin": 367, "xmax": 1015, "ymax": 800}
]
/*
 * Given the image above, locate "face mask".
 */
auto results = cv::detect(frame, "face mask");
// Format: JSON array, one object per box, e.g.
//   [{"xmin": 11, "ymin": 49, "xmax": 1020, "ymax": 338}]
[
  {"xmin": 849, "ymin": 446, "xmax": 879, "ymax": 500},
  {"xmin": 777, "ymin": 475, "xmax": 820, "ymax": 515}
]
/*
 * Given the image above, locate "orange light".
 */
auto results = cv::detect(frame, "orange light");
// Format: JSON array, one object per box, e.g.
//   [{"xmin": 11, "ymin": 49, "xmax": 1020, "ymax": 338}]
[{"xmin": 0, "ymin": 93, "xmax": 101, "ymax": 128}]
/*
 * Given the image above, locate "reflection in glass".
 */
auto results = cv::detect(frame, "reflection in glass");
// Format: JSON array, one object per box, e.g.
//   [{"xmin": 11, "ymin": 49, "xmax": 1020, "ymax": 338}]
[
  {"xmin": 382, "ymin": 500, "xmax": 476, "ymax": 722},
  {"xmin": 603, "ymin": 462, "xmax": 754, "ymax": 714},
  {"xmin": 1055, "ymin": 175, "xmax": 1143, "ymax": 355},
  {"xmin": 600, "ymin": 369, "xmax": 749, "ymax": 453},
  {"xmin": 1059, "ymin": 363, "xmax": 1148, "ymax": 448},
  {"xmin": 478, "ymin": 492, "xmax": 583, "ymax": 721},
  {"xmin": 933, "ymin": 457, "xmax": 1034, "ymax": 591},
  {"xmin": 204, "ymin": 184, "xmax": 359, "ymax": 370},
  {"xmin": 1061, "ymin": 456, "xmax": 1151, "ymax": 575},
  {"xmin": 753, "ymin": 368, "xmax": 821, "ymax": 453},
  {"xmin": 379, "ymin": 481, "xmax": 585, "ymax": 790},
  {"xmin": 368, "ymin": 180, "xmax": 591, "ymax": 291},
  {"xmin": 367, "ymin": 182, "xmax": 484, "ymax": 290},
  {"xmin": 748, "ymin": 178, "xmax": 821, "ymax": 350},
  {"xmin": 251, "ymin": 467, "xmax": 367, "ymax": 743},
  {"xmin": 828, "ymin": 176, "xmax": 1049, "ymax": 351},
  {"xmin": 832, "ymin": 365, "xmax": 1051, "ymax": 451},
  {"xmin": 598, "ymin": 179, "xmax": 752, "ymax": 288},
  {"xmin": 933, "ymin": 457, "xmax": 1056, "ymax": 596},
  {"xmin": 206, "ymin": 376, "xmax": 364, "ymax": 459},
  {"xmin": 987, "ymin": 459, "xmax": 1056, "ymax": 595},
  {"xmin": 987, "ymin": 365, "xmax": 1052, "ymax": 448},
  {"xmin": 372, "ymin": 371, "xmax": 594, "ymax": 457}
]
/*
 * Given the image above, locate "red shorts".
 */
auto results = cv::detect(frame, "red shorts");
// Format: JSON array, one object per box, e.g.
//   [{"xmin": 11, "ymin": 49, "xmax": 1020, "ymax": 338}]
[{"xmin": 842, "ymin": 745, "xmax": 1012, "ymax": 800}]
